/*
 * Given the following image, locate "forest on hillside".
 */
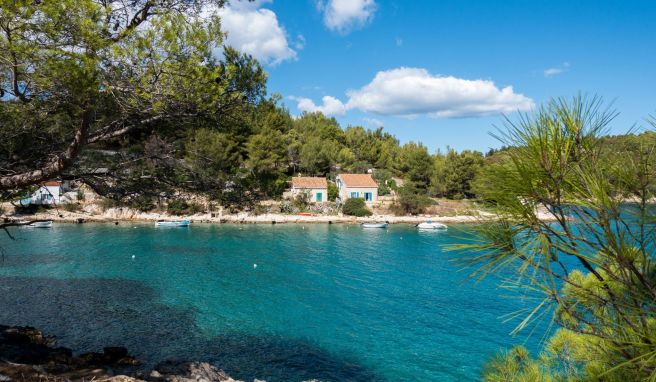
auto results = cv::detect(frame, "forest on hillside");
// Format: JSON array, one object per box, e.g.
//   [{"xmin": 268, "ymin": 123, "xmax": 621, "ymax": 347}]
[{"xmin": 1, "ymin": 0, "xmax": 654, "ymax": 215}]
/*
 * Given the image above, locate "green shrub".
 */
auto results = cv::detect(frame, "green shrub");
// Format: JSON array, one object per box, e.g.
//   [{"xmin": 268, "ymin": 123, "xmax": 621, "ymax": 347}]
[
  {"xmin": 129, "ymin": 195, "xmax": 156, "ymax": 212},
  {"xmin": 292, "ymin": 192, "xmax": 311, "ymax": 212},
  {"xmin": 167, "ymin": 199, "xmax": 204, "ymax": 215},
  {"xmin": 167, "ymin": 199, "xmax": 189, "ymax": 215},
  {"xmin": 391, "ymin": 184, "xmax": 435, "ymax": 215},
  {"xmin": 327, "ymin": 182, "xmax": 339, "ymax": 201},
  {"xmin": 14, "ymin": 204, "xmax": 50, "ymax": 215},
  {"xmin": 342, "ymin": 198, "xmax": 372, "ymax": 217},
  {"xmin": 187, "ymin": 202, "xmax": 204, "ymax": 214}
]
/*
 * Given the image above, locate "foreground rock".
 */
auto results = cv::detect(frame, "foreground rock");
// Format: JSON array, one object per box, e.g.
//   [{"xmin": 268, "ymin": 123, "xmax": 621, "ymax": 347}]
[{"xmin": 0, "ymin": 326, "xmax": 249, "ymax": 382}]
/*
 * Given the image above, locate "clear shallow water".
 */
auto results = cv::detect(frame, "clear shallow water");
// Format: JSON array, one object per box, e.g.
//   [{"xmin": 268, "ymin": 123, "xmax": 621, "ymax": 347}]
[{"xmin": 0, "ymin": 223, "xmax": 543, "ymax": 381}]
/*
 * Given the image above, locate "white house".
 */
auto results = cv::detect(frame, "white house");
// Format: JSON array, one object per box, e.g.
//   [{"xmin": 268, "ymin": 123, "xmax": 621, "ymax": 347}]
[
  {"xmin": 336, "ymin": 174, "xmax": 378, "ymax": 204},
  {"xmin": 291, "ymin": 177, "xmax": 328, "ymax": 203},
  {"xmin": 29, "ymin": 180, "xmax": 71, "ymax": 205}
]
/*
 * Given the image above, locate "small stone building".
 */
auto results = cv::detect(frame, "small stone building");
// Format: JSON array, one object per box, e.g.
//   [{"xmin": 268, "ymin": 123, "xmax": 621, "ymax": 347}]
[
  {"xmin": 336, "ymin": 174, "xmax": 378, "ymax": 204},
  {"xmin": 291, "ymin": 177, "xmax": 328, "ymax": 203}
]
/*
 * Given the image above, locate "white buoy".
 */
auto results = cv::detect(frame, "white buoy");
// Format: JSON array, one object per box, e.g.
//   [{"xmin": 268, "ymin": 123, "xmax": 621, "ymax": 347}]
[
  {"xmin": 253, "ymin": 263, "xmax": 257, "ymax": 269},
  {"xmin": 131, "ymin": 255, "xmax": 136, "ymax": 260}
]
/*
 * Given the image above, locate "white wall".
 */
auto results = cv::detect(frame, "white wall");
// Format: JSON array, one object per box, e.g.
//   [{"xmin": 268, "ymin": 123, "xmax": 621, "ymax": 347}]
[
  {"xmin": 339, "ymin": 187, "xmax": 378, "ymax": 203},
  {"xmin": 291, "ymin": 187, "xmax": 328, "ymax": 203},
  {"xmin": 31, "ymin": 185, "xmax": 62, "ymax": 205}
]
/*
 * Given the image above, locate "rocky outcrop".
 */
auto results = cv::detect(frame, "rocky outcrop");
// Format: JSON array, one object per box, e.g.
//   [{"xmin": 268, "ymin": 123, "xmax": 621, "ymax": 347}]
[
  {"xmin": 0, "ymin": 326, "xmax": 249, "ymax": 382},
  {"xmin": 149, "ymin": 361, "xmax": 240, "ymax": 382}
]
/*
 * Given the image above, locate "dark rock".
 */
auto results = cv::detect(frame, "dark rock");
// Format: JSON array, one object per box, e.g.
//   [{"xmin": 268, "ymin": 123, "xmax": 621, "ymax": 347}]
[{"xmin": 104, "ymin": 346, "xmax": 129, "ymax": 360}]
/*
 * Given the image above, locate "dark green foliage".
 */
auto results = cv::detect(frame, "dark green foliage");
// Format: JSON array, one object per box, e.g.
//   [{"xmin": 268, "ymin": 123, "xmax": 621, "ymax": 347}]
[
  {"xmin": 373, "ymin": 169, "xmax": 395, "ymax": 196},
  {"xmin": 327, "ymin": 182, "xmax": 339, "ymax": 201},
  {"xmin": 431, "ymin": 149, "xmax": 484, "ymax": 199},
  {"xmin": 391, "ymin": 184, "xmax": 434, "ymax": 215},
  {"xmin": 396, "ymin": 142, "xmax": 432, "ymax": 190},
  {"xmin": 129, "ymin": 196, "xmax": 156, "ymax": 212},
  {"xmin": 342, "ymin": 198, "xmax": 372, "ymax": 217},
  {"xmin": 167, "ymin": 199, "xmax": 204, "ymax": 215}
]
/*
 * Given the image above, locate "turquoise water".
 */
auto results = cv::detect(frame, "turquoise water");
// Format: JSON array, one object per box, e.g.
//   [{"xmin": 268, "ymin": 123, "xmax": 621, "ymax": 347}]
[{"xmin": 0, "ymin": 224, "xmax": 544, "ymax": 381}]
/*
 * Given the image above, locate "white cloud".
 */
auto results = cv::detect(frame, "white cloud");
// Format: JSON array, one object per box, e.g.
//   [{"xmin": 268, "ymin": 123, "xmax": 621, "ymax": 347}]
[
  {"xmin": 318, "ymin": 0, "xmax": 377, "ymax": 34},
  {"xmin": 294, "ymin": 67, "xmax": 534, "ymax": 119},
  {"xmin": 217, "ymin": 1, "xmax": 297, "ymax": 65},
  {"xmin": 346, "ymin": 67, "xmax": 534, "ymax": 118},
  {"xmin": 544, "ymin": 62, "xmax": 570, "ymax": 77},
  {"xmin": 293, "ymin": 96, "xmax": 347, "ymax": 116}
]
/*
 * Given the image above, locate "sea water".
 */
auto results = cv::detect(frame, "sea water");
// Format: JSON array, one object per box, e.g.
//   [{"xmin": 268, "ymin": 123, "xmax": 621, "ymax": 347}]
[{"xmin": 0, "ymin": 223, "xmax": 546, "ymax": 381}]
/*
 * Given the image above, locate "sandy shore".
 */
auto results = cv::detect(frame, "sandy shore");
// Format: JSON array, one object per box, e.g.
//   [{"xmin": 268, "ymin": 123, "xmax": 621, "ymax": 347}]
[{"xmin": 3, "ymin": 206, "xmax": 558, "ymax": 225}]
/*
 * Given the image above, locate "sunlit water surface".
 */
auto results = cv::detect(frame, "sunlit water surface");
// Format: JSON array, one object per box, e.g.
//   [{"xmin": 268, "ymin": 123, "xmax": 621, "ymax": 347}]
[{"xmin": 0, "ymin": 223, "xmax": 544, "ymax": 381}]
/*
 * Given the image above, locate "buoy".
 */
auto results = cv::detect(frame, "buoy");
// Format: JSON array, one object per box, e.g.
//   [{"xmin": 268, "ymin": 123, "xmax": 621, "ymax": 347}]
[
  {"xmin": 131, "ymin": 255, "xmax": 135, "ymax": 260},
  {"xmin": 253, "ymin": 263, "xmax": 257, "ymax": 269}
]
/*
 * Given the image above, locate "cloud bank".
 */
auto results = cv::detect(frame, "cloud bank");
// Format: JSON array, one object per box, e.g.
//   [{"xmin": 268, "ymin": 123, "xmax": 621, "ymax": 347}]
[
  {"xmin": 218, "ymin": 0, "xmax": 297, "ymax": 65},
  {"xmin": 295, "ymin": 67, "xmax": 534, "ymax": 118}
]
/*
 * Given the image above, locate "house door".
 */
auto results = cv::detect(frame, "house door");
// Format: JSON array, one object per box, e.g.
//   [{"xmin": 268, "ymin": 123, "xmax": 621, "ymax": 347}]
[{"xmin": 316, "ymin": 192, "xmax": 323, "ymax": 202}]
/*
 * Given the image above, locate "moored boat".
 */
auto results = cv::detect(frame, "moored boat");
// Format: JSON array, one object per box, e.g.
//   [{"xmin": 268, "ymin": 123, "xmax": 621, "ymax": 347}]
[
  {"xmin": 155, "ymin": 220, "xmax": 191, "ymax": 227},
  {"xmin": 29, "ymin": 220, "xmax": 53, "ymax": 228},
  {"xmin": 362, "ymin": 222, "xmax": 388, "ymax": 229},
  {"xmin": 417, "ymin": 221, "xmax": 447, "ymax": 230}
]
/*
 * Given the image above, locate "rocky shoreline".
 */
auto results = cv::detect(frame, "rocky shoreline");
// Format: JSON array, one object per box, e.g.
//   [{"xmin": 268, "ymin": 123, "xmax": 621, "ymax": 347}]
[
  {"xmin": 0, "ymin": 325, "xmax": 284, "ymax": 382},
  {"xmin": 3, "ymin": 206, "xmax": 535, "ymax": 226}
]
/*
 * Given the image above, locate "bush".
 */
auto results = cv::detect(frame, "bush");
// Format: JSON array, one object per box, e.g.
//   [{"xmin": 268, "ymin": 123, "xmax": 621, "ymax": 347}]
[
  {"xmin": 167, "ymin": 199, "xmax": 204, "ymax": 215},
  {"xmin": 292, "ymin": 193, "xmax": 311, "ymax": 212},
  {"xmin": 342, "ymin": 198, "xmax": 372, "ymax": 217},
  {"xmin": 327, "ymin": 182, "xmax": 339, "ymax": 201},
  {"xmin": 129, "ymin": 195, "xmax": 156, "ymax": 212},
  {"xmin": 391, "ymin": 184, "xmax": 435, "ymax": 215},
  {"xmin": 14, "ymin": 204, "xmax": 50, "ymax": 215}
]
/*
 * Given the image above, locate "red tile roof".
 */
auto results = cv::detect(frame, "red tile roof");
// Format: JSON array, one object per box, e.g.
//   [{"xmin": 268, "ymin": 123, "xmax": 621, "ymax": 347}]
[
  {"xmin": 338, "ymin": 174, "xmax": 377, "ymax": 187},
  {"xmin": 43, "ymin": 180, "xmax": 62, "ymax": 187},
  {"xmin": 292, "ymin": 177, "xmax": 327, "ymax": 189}
]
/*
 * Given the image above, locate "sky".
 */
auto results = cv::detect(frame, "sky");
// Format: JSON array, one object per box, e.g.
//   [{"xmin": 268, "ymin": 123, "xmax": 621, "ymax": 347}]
[{"xmin": 218, "ymin": 0, "xmax": 656, "ymax": 153}]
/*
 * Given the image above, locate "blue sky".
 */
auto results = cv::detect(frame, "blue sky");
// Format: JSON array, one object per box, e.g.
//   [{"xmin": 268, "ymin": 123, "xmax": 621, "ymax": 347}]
[{"xmin": 219, "ymin": 0, "xmax": 656, "ymax": 152}]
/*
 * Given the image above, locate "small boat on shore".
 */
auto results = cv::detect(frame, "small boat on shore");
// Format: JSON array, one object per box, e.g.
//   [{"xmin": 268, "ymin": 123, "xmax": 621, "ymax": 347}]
[
  {"xmin": 28, "ymin": 220, "xmax": 53, "ymax": 228},
  {"xmin": 362, "ymin": 222, "xmax": 388, "ymax": 229},
  {"xmin": 417, "ymin": 221, "xmax": 447, "ymax": 230},
  {"xmin": 155, "ymin": 220, "xmax": 191, "ymax": 227}
]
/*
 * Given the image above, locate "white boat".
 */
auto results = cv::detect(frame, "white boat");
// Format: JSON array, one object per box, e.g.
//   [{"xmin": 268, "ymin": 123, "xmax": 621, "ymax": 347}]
[
  {"xmin": 29, "ymin": 220, "xmax": 53, "ymax": 228},
  {"xmin": 155, "ymin": 220, "xmax": 191, "ymax": 227},
  {"xmin": 362, "ymin": 222, "xmax": 388, "ymax": 229},
  {"xmin": 417, "ymin": 221, "xmax": 447, "ymax": 230}
]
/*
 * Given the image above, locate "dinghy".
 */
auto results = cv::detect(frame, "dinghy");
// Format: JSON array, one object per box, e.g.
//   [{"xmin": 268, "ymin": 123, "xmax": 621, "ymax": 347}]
[
  {"xmin": 29, "ymin": 220, "xmax": 53, "ymax": 228},
  {"xmin": 155, "ymin": 220, "xmax": 191, "ymax": 227},
  {"xmin": 362, "ymin": 222, "xmax": 388, "ymax": 229},
  {"xmin": 417, "ymin": 221, "xmax": 447, "ymax": 230}
]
